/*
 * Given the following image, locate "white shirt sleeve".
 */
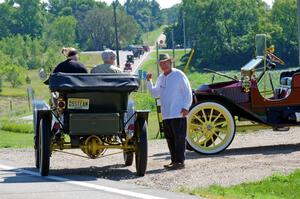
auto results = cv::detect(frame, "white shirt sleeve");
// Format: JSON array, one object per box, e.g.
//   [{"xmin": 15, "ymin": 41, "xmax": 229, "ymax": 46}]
[
  {"xmin": 180, "ymin": 73, "xmax": 193, "ymax": 110},
  {"xmin": 147, "ymin": 76, "xmax": 161, "ymax": 99}
]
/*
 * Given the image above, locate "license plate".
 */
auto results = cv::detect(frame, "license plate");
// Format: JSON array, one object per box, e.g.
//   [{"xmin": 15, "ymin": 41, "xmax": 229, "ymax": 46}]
[{"xmin": 68, "ymin": 98, "xmax": 89, "ymax": 110}]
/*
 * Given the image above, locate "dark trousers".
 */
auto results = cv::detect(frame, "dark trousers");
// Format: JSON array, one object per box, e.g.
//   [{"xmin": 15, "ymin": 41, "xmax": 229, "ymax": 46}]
[{"xmin": 163, "ymin": 118, "xmax": 187, "ymax": 163}]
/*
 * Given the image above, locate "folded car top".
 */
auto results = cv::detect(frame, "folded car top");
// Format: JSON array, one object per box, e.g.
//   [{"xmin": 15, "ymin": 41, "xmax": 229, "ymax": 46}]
[{"xmin": 49, "ymin": 73, "xmax": 140, "ymax": 92}]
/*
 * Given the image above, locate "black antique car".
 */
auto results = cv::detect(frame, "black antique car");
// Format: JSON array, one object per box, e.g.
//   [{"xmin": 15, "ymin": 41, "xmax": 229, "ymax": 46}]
[{"xmin": 33, "ymin": 73, "xmax": 149, "ymax": 176}]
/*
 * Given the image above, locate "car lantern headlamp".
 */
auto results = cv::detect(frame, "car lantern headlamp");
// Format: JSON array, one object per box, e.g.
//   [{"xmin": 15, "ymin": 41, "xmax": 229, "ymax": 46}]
[
  {"xmin": 242, "ymin": 76, "xmax": 251, "ymax": 93},
  {"xmin": 57, "ymin": 98, "xmax": 66, "ymax": 111}
]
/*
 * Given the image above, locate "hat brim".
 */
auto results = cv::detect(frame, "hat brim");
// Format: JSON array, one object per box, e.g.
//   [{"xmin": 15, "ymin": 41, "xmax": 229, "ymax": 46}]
[{"xmin": 158, "ymin": 58, "xmax": 174, "ymax": 63}]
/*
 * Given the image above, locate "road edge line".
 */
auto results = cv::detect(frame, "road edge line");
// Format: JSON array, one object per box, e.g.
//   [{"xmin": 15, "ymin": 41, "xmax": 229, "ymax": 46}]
[{"xmin": 0, "ymin": 163, "xmax": 166, "ymax": 199}]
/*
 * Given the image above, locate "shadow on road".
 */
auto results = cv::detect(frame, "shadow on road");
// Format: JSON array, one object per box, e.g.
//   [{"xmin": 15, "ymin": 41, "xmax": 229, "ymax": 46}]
[
  {"xmin": 0, "ymin": 163, "xmax": 168, "ymax": 184},
  {"xmin": 151, "ymin": 143, "xmax": 300, "ymax": 161}
]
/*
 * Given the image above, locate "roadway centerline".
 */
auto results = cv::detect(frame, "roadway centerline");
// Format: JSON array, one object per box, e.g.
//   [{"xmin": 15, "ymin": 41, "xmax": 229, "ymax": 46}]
[{"xmin": 0, "ymin": 164, "xmax": 166, "ymax": 199}]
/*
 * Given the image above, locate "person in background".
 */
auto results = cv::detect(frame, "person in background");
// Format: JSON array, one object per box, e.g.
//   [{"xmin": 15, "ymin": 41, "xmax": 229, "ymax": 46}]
[
  {"xmin": 53, "ymin": 47, "xmax": 88, "ymax": 73},
  {"xmin": 91, "ymin": 49, "xmax": 122, "ymax": 73},
  {"xmin": 147, "ymin": 53, "xmax": 193, "ymax": 170}
]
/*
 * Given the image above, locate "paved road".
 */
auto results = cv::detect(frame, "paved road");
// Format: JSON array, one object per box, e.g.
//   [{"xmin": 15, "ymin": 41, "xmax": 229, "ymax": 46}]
[{"xmin": 0, "ymin": 160, "xmax": 200, "ymax": 199}]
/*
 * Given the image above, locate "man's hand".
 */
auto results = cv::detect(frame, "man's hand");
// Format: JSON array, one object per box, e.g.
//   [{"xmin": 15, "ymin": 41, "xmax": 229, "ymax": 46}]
[
  {"xmin": 146, "ymin": 73, "xmax": 152, "ymax": 81},
  {"xmin": 181, "ymin": 108, "xmax": 189, "ymax": 117}
]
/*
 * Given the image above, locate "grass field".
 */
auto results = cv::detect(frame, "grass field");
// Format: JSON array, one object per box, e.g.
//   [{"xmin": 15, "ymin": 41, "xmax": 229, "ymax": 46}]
[
  {"xmin": 181, "ymin": 170, "xmax": 300, "ymax": 199},
  {"xmin": 79, "ymin": 52, "xmax": 103, "ymax": 69},
  {"xmin": 0, "ymin": 130, "xmax": 33, "ymax": 148}
]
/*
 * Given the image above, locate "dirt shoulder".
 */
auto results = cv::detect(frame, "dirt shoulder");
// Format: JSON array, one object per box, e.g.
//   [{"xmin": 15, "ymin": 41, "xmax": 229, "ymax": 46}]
[{"xmin": 0, "ymin": 127, "xmax": 299, "ymax": 191}]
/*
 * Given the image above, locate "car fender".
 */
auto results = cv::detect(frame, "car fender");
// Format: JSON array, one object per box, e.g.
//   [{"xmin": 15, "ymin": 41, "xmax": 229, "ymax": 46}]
[
  {"xmin": 33, "ymin": 100, "xmax": 51, "ymax": 144},
  {"xmin": 194, "ymin": 93, "xmax": 267, "ymax": 125}
]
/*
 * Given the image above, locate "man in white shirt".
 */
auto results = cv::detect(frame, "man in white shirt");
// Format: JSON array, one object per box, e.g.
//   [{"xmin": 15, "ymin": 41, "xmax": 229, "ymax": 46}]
[
  {"xmin": 91, "ymin": 50, "xmax": 122, "ymax": 73},
  {"xmin": 147, "ymin": 53, "xmax": 192, "ymax": 170}
]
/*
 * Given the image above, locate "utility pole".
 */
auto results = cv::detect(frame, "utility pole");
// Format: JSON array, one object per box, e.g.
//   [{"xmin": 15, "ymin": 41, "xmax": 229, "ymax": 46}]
[
  {"xmin": 183, "ymin": 11, "xmax": 187, "ymax": 54},
  {"xmin": 156, "ymin": 42, "xmax": 159, "ymax": 77},
  {"xmin": 113, "ymin": 0, "xmax": 120, "ymax": 67},
  {"xmin": 298, "ymin": 0, "xmax": 300, "ymax": 66}
]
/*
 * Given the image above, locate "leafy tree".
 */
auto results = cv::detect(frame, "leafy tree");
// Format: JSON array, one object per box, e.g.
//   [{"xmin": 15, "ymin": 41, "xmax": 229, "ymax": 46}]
[
  {"xmin": 13, "ymin": 0, "xmax": 45, "ymax": 37},
  {"xmin": 47, "ymin": 0, "xmax": 104, "ymax": 17},
  {"xmin": 125, "ymin": 0, "xmax": 162, "ymax": 31},
  {"xmin": 78, "ymin": 7, "xmax": 139, "ymax": 50},
  {"xmin": 44, "ymin": 16, "xmax": 77, "ymax": 46},
  {"xmin": 161, "ymin": 4, "xmax": 180, "ymax": 25},
  {"xmin": 168, "ymin": 0, "xmax": 271, "ymax": 70},
  {"xmin": 271, "ymin": 0, "xmax": 298, "ymax": 66},
  {"xmin": 0, "ymin": 2, "xmax": 16, "ymax": 38},
  {"xmin": 0, "ymin": 52, "xmax": 11, "ymax": 92},
  {"xmin": 0, "ymin": 35, "xmax": 44, "ymax": 69},
  {"xmin": 3, "ymin": 64, "xmax": 26, "ymax": 88},
  {"xmin": 0, "ymin": 0, "xmax": 45, "ymax": 38}
]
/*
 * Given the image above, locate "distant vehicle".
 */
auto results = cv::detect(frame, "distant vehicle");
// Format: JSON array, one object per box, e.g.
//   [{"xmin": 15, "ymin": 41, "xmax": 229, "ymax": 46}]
[
  {"xmin": 127, "ymin": 55, "xmax": 134, "ymax": 64},
  {"xmin": 33, "ymin": 72, "xmax": 149, "ymax": 177},
  {"xmin": 132, "ymin": 49, "xmax": 140, "ymax": 58},
  {"xmin": 142, "ymin": 45, "xmax": 150, "ymax": 52},
  {"xmin": 124, "ymin": 62, "xmax": 133, "ymax": 73},
  {"xmin": 131, "ymin": 46, "xmax": 145, "ymax": 58},
  {"xmin": 187, "ymin": 34, "xmax": 296, "ymax": 155},
  {"xmin": 138, "ymin": 47, "xmax": 144, "ymax": 55}
]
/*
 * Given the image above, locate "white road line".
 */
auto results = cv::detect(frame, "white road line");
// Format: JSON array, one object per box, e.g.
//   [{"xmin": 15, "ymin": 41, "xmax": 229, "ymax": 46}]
[
  {"xmin": 0, "ymin": 164, "xmax": 166, "ymax": 199},
  {"xmin": 134, "ymin": 52, "xmax": 151, "ymax": 73}
]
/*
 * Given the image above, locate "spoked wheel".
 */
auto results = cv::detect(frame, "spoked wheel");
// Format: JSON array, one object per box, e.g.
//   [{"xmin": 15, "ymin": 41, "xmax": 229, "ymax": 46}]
[
  {"xmin": 134, "ymin": 118, "xmax": 148, "ymax": 176},
  {"xmin": 39, "ymin": 114, "xmax": 51, "ymax": 176},
  {"xmin": 187, "ymin": 102, "xmax": 236, "ymax": 155},
  {"xmin": 123, "ymin": 150, "xmax": 134, "ymax": 166}
]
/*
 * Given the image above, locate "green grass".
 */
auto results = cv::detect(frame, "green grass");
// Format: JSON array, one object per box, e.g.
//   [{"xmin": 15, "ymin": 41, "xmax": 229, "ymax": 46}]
[
  {"xmin": 181, "ymin": 170, "xmax": 300, "ymax": 199},
  {"xmin": 79, "ymin": 52, "xmax": 103, "ymax": 70},
  {"xmin": 0, "ymin": 121, "xmax": 33, "ymax": 134},
  {"xmin": 0, "ymin": 130, "xmax": 33, "ymax": 148},
  {"xmin": 142, "ymin": 26, "xmax": 166, "ymax": 46}
]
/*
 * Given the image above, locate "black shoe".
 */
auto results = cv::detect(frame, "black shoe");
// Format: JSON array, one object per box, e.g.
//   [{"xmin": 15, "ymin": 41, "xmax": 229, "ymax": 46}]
[
  {"xmin": 173, "ymin": 162, "xmax": 185, "ymax": 170},
  {"xmin": 163, "ymin": 162, "xmax": 174, "ymax": 169},
  {"xmin": 164, "ymin": 162, "xmax": 185, "ymax": 170}
]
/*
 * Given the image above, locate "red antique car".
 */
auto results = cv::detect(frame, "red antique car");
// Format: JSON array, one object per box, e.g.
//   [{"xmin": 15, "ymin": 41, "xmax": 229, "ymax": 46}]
[{"xmin": 187, "ymin": 34, "xmax": 300, "ymax": 154}]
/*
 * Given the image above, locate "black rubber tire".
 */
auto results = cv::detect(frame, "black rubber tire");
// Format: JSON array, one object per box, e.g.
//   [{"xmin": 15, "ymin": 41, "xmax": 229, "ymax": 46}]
[
  {"xmin": 135, "ymin": 118, "xmax": 148, "ymax": 176},
  {"xmin": 123, "ymin": 151, "xmax": 134, "ymax": 166},
  {"xmin": 34, "ymin": 111, "xmax": 40, "ymax": 169},
  {"xmin": 186, "ymin": 141, "xmax": 193, "ymax": 151},
  {"xmin": 39, "ymin": 116, "xmax": 51, "ymax": 176}
]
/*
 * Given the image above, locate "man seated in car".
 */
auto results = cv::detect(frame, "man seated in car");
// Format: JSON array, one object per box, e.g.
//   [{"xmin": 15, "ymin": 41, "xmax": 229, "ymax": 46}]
[
  {"xmin": 91, "ymin": 50, "xmax": 135, "ymax": 136},
  {"xmin": 91, "ymin": 50, "xmax": 122, "ymax": 74},
  {"xmin": 44, "ymin": 48, "xmax": 87, "ymax": 86},
  {"xmin": 53, "ymin": 47, "xmax": 88, "ymax": 74}
]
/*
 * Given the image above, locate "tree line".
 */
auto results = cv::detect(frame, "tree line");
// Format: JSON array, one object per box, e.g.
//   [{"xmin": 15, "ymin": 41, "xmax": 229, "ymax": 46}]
[
  {"xmin": 166, "ymin": 0, "xmax": 298, "ymax": 70},
  {"xmin": 0, "ymin": 0, "xmax": 168, "ymax": 89}
]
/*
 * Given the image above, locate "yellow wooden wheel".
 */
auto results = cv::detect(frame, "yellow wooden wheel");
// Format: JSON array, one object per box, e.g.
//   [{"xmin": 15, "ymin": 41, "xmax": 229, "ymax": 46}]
[{"xmin": 187, "ymin": 102, "xmax": 236, "ymax": 154}]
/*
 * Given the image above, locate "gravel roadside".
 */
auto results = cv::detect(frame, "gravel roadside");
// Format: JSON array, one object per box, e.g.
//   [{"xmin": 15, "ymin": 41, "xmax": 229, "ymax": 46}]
[{"xmin": 0, "ymin": 127, "xmax": 300, "ymax": 191}]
